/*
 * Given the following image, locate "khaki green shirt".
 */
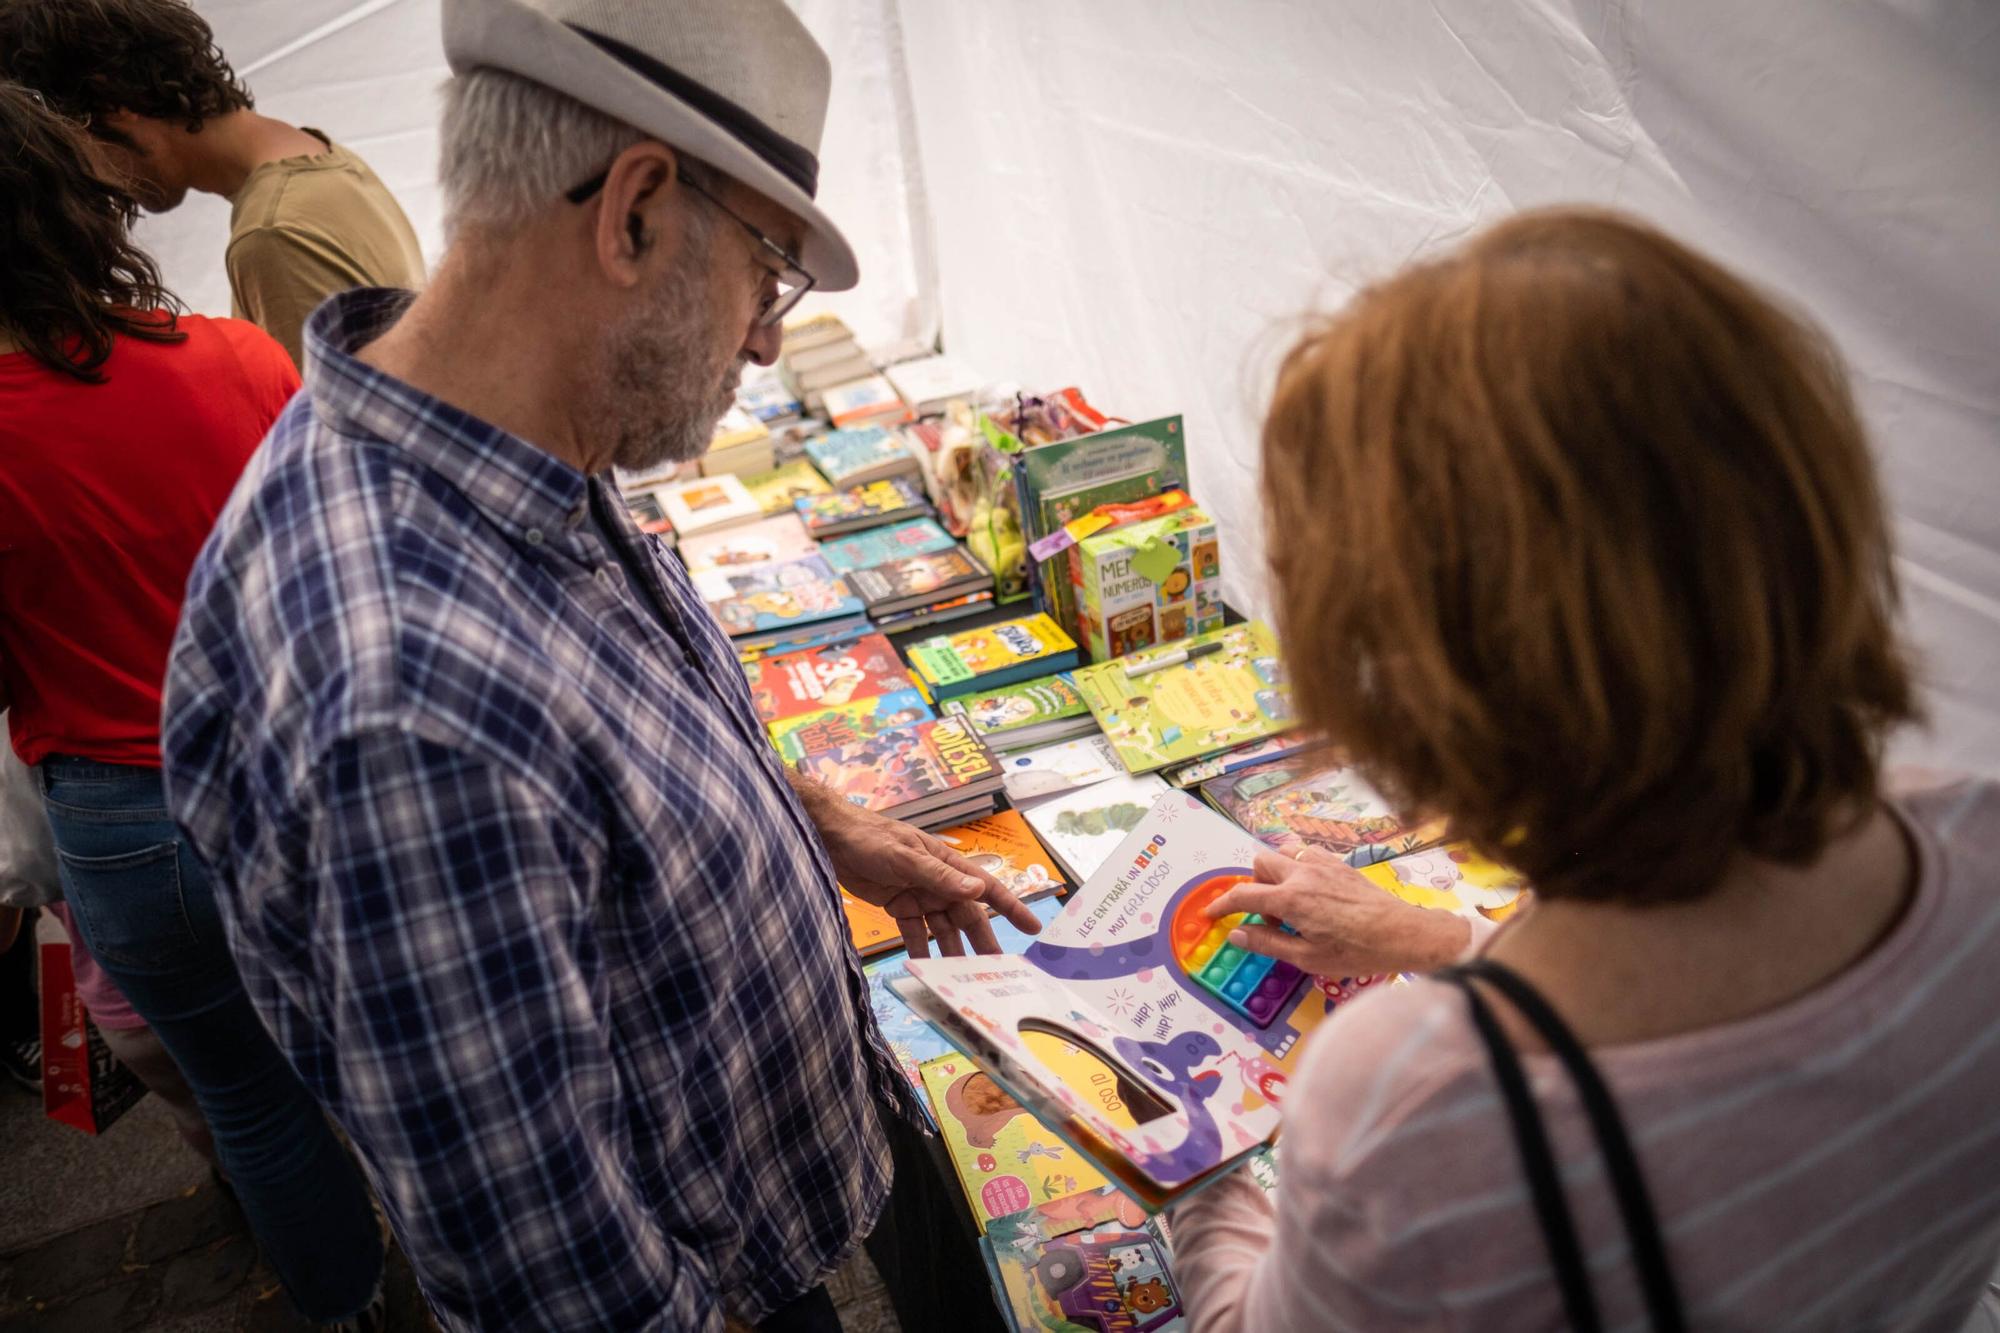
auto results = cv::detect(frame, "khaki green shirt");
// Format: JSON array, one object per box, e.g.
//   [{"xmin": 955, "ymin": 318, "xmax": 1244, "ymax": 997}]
[{"xmin": 226, "ymin": 129, "xmax": 425, "ymax": 368}]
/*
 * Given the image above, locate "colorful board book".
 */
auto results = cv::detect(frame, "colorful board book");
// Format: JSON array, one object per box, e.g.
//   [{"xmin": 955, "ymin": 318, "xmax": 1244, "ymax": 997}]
[
  {"xmin": 984, "ymin": 1187, "xmax": 1187, "ymax": 1332},
  {"xmin": 1070, "ymin": 506, "xmax": 1224, "ymax": 663},
  {"xmin": 766, "ymin": 689, "xmax": 935, "ymax": 747},
  {"xmin": 908, "ymin": 613, "xmax": 1081, "ymax": 702},
  {"xmin": 921, "ymin": 1054, "xmax": 1110, "ymax": 1232},
  {"xmin": 1071, "ymin": 622, "xmax": 1293, "ymax": 774},
  {"xmin": 777, "ymin": 715, "xmax": 1002, "ymax": 823},
  {"xmin": 1202, "ymin": 755, "xmax": 1450, "ymax": 867},
  {"xmin": 897, "ymin": 793, "xmax": 1339, "ymax": 1211},
  {"xmin": 817, "ymin": 516, "xmax": 959, "ymax": 574},
  {"xmin": 942, "ymin": 673, "xmax": 1097, "ymax": 753},
  {"xmin": 742, "ymin": 632, "xmax": 913, "ymax": 727},
  {"xmin": 692, "ymin": 554, "xmax": 865, "ymax": 640},
  {"xmin": 803, "ymin": 424, "xmax": 919, "ymax": 487},
  {"xmin": 1022, "ymin": 772, "xmax": 1172, "ymax": 884},
  {"xmin": 797, "ymin": 475, "xmax": 933, "ymax": 537}
]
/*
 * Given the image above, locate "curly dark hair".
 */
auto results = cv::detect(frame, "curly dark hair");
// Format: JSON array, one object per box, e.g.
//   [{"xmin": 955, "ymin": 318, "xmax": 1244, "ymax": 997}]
[
  {"xmin": 0, "ymin": 84, "xmax": 184, "ymax": 381},
  {"xmin": 0, "ymin": 0, "xmax": 252, "ymax": 147}
]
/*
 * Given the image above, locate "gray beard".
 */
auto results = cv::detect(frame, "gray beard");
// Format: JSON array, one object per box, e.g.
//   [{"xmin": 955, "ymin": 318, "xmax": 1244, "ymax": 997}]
[{"xmin": 603, "ymin": 231, "xmax": 741, "ymax": 472}]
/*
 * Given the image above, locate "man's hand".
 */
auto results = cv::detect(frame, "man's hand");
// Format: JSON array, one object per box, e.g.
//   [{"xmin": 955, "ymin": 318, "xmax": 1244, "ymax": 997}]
[
  {"xmin": 1206, "ymin": 846, "xmax": 1471, "ymax": 979},
  {"xmin": 789, "ymin": 771, "xmax": 1041, "ymax": 958}
]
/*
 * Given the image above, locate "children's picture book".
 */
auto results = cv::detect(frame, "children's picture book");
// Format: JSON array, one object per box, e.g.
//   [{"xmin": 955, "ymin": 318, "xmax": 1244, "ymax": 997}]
[
  {"xmin": 908, "ymin": 613, "xmax": 1082, "ymax": 702},
  {"xmin": 984, "ymin": 1187, "xmax": 1187, "ymax": 1332},
  {"xmin": 1070, "ymin": 505, "xmax": 1224, "ymax": 663},
  {"xmin": 692, "ymin": 554, "xmax": 865, "ymax": 640},
  {"xmin": 941, "ymin": 673, "xmax": 1096, "ymax": 753},
  {"xmin": 804, "ymin": 424, "xmax": 920, "ymax": 487},
  {"xmin": 797, "ymin": 475, "xmax": 933, "ymax": 537},
  {"xmin": 740, "ymin": 458, "xmax": 832, "ymax": 515},
  {"xmin": 738, "ymin": 374, "xmax": 803, "ymax": 425},
  {"xmin": 741, "ymin": 632, "xmax": 914, "ymax": 727},
  {"xmin": 1203, "ymin": 757, "xmax": 1450, "ymax": 867},
  {"xmin": 871, "ymin": 590, "xmax": 997, "ymax": 637},
  {"xmin": 777, "ymin": 715, "xmax": 1003, "ymax": 823},
  {"xmin": 933, "ymin": 808, "xmax": 1070, "ymax": 902},
  {"xmin": 899, "ymin": 794, "xmax": 1344, "ymax": 1211},
  {"xmin": 842, "ymin": 888, "xmax": 907, "ymax": 959},
  {"xmin": 817, "ymin": 516, "xmax": 959, "ymax": 575},
  {"xmin": 1356, "ymin": 843, "xmax": 1531, "ymax": 922},
  {"xmin": 675, "ymin": 513, "xmax": 818, "ymax": 576},
  {"xmin": 846, "ymin": 546, "xmax": 995, "ymax": 617},
  {"xmin": 1158, "ymin": 734, "xmax": 1308, "ymax": 789},
  {"xmin": 1000, "ymin": 734, "xmax": 1128, "ymax": 804},
  {"xmin": 766, "ymin": 688, "xmax": 935, "ymax": 748},
  {"xmin": 822, "ymin": 373, "xmax": 915, "ymax": 430},
  {"xmin": 864, "ymin": 896, "xmax": 1065, "ymax": 1110},
  {"xmin": 1021, "ymin": 773, "xmax": 1171, "ymax": 883},
  {"xmin": 922, "ymin": 1054, "xmax": 1110, "ymax": 1231},
  {"xmin": 1072, "ymin": 623, "xmax": 1293, "ymax": 774},
  {"xmin": 655, "ymin": 472, "xmax": 762, "ymax": 536}
]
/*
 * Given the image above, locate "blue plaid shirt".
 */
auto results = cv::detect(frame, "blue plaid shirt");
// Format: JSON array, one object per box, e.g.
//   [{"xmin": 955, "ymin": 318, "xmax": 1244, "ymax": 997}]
[{"xmin": 162, "ymin": 290, "xmax": 915, "ymax": 1331}]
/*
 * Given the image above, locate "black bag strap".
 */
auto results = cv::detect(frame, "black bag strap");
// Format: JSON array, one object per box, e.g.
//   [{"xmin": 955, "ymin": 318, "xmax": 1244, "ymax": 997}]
[{"xmin": 1440, "ymin": 959, "xmax": 1688, "ymax": 1333}]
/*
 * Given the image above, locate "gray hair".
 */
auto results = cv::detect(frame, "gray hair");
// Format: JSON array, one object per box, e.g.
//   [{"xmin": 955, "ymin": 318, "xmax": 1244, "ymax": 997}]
[{"xmin": 439, "ymin": 68, "xmax": 718, "ymax": 240}]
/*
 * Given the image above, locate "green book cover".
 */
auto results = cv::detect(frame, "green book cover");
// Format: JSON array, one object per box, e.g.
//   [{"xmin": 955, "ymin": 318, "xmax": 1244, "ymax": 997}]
[
  {"xmin": 945, "ymin": 674, "xmax": 1089, "ymax": 741},
  {"xmin": 1071, "ymin": 622, "xmax": 1294, "ymax": 773}
]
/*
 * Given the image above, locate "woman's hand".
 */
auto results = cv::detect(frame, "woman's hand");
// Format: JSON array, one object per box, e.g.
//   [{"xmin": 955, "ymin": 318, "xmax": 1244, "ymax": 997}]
[{"xmin": 1206, "ymin": 846, "xmax": 1472, "ymax": 978}]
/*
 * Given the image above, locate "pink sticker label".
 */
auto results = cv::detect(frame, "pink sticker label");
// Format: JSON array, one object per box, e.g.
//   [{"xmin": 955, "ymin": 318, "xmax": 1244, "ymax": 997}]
[{"xmin": 981, "ymin": 1175, "xmax": 1032, "ymax": 1217}]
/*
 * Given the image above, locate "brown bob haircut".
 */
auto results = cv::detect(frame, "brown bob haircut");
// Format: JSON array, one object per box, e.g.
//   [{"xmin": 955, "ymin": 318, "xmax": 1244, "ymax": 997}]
[{"xmin": 1262, "ymin": 208, "xmax": 1915, "ymax": 905}]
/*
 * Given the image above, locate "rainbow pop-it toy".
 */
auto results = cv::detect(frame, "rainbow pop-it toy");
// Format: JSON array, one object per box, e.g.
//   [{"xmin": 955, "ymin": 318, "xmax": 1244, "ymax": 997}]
[{"xmin": 1167, "ymin": 874, "xmax": 1306, "ymax": 1027}]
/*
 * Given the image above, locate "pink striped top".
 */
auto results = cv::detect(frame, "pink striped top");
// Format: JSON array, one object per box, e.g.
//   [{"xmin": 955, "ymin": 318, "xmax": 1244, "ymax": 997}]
[{"xmin": 1169, "ymin": 778, "xmax": 2000, "ymax": 1331}]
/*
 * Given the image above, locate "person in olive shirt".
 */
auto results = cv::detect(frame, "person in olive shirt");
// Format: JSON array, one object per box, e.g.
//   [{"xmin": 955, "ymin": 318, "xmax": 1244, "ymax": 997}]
[{"xmin": 1, "ymin": 0, "xmax": 425, "ymax": 368}]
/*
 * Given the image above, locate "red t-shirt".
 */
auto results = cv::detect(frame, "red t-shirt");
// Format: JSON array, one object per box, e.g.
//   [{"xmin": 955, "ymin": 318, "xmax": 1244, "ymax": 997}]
[{"xmin": 0, "ymin": 315, "xmax": 299, "ymax": 766}]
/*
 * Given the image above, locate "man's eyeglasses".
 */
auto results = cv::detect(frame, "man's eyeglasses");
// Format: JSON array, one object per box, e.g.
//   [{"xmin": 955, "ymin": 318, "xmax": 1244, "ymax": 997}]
[{"xmin": 565, "ymin": 166, "xmax": 815, "ymax": 328}]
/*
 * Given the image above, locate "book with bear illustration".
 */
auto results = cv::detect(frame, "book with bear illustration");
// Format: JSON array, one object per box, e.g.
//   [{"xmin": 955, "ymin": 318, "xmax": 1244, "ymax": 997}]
[
  {"xmin": 897, "ymin": 793, "xmax": 1342, "ymax": 1211},
  {"xmin": 982, "ymin": 1186, "xmax": 1188, "ymax": 1332},
  {"xmin": 1071, "ymin": 622, "xmax": 1293, "ymax": 774},
  {"xmin": 1202, "ymin": 755, "xmax": 1450, "ymax": 867}
]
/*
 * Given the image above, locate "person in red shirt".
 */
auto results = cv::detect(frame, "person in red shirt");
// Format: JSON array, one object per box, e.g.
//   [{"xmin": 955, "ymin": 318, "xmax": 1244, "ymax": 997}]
[{"xmin": 0, "ymin": 85, "xmax": 384, "ymax": 1328}]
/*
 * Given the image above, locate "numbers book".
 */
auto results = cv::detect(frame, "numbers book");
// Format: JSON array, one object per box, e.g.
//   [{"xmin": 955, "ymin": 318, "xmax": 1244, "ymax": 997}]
[
  {"xmin": 1070, "ymin": 505, "xmax": 1224, "ymax": 664},
  {"xmin": 984, "ymin": 1187, "xmax": 1187, "ymax": 1332},
  {"xmin": 654, "ymin": 472, "xmax": 763, "ymax": 536},
  {"xmin": 922, "ymin": 1054, "xmax": 1111, "ymax": 1231},
  {"xmin": 740, "ymin": 458, "xmax": 832, "ymax": 515},
  {"xmin": 898, "ymin": 793, "xmax": 1343, "ymax": 1211},
  {"xmin": 692, "ymin": 554, "xmax": 866, "ymax": 640},
  {"xmin": 797, "ymin": 475, "xmax": 934, "ymax": 537},
  {"xmin": 864, "ymin": 896, "xmax": 1065, "ymax": 1112},
  {"xmin": 777, "ymin": 714, "xmax": 1003, "ymax": 824},
  {"xmin": 1072, "ymin": 623, "xmax": 1293, "ymax": 774},
  {"xmin": 741, "ymin": 631, "xmax": 914, "ymax": 727},
  {"xmin": 1021, "ymin": 772, "xmax": 1172, "ymax": 883},
  {"xmin": 803, "ymin": 424, "xmax": 920, "ymax": 487},
  {"xmin": 1202, "ymin": 756, "xmax": 1450, "ymax": 867},
  {"xmin": 999, "ymin": 734, "xmax": 1128, "ymax": 804},
  {"xmin": 846, "ymin": 545, "xmax": 996, "ymax": 617},
  {"xmin": 676, "ymin": 513, "xmax": 818, "ymax": 576},
  {"xmin": 940, "ymin": 673, "xmax": 1097, "ymax": 753},
  {"xmin": 766, "ymin": 688, "xmax": 935, "ymax": 747},
  {"xmin": 817, "ymin": 516, "xmax": 959, "ymax": 574},
  {"xmin": 1356, "ymin": 843, "xmax": 1530, "ymax": 922},
  {"xmin": 908, "ymin": 613, "xmax": 1081, "ymax": 701}
]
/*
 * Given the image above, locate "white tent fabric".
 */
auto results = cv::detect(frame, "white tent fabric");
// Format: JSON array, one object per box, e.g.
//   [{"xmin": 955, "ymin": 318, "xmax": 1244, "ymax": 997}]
[{"xmin": 138, "ymin": 0, "xmax": 2000, "ymax": 771}]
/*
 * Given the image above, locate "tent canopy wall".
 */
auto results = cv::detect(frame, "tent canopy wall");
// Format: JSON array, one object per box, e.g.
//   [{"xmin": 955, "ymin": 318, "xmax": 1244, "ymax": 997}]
[{"xmin": 134, "ymin": 1, "xmax": 2000, "ymax": 771}]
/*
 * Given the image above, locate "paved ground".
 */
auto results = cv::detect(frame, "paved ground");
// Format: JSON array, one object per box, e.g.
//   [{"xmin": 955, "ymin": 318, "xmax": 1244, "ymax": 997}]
[{"xmin": 0, "ymin": 1083, "xmax": 901, "ymax": 1331}]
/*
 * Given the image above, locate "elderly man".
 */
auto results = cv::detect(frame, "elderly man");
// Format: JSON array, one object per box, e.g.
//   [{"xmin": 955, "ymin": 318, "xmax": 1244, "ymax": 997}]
[{"xmin": 160, "ymin": 2, "xmax": 1030, "ymax": 1330}]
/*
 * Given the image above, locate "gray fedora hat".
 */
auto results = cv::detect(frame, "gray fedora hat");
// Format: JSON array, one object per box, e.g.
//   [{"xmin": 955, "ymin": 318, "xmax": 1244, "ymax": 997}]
[{"xmin": 443, "ymin": 0, "xmax": 859, "ymax": 290}]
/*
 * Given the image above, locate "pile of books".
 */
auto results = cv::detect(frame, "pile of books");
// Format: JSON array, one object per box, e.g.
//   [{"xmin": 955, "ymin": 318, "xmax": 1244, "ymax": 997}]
[{"xmin": 778, "ymin": 313, "xmax": 912, "ymax": 425}]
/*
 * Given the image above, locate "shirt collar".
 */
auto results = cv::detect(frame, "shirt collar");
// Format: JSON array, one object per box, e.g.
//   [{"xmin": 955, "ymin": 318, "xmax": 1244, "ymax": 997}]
[{"xmin": 302, "ymin": 289, "xmax": 592, "ymax": 539}]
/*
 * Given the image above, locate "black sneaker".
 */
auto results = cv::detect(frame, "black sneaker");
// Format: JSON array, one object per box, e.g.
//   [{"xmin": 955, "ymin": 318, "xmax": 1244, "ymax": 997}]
[{"xmin": 1, "ymin": 1035, "xmax": 41, "ymax": 1093}]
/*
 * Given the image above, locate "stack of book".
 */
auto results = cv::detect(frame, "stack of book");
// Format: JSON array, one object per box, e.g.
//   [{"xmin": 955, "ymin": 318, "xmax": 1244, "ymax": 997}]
[
  {"xmin": 698, "ymin": 405, "xmax": 775, "ymax": 477},
  {"xmin": 938, "ymin": 673, "xmax": 1097, "ymax": 755},
  {"xmin": 796, "ymin": 474, "xmax": 934, "ymax": 538},
  {"xmin": 906, "ymin": 612, "xmax": 1082, "ymax": 703},
  {"xmin": 690, "ymin": 549, "xmax": 869, "ymax": 656},
  {"xmin": 740, "ymin": 458, "xmax": 832, "ymax": 516},
  {"xmin": 804, "ymin": 426, "xmax": 921, "ymax": 489},
  {"xmin": 677, "ymin": 512, "xmax": 818, "ymax": 577},
  {"xmin": 778, "ymin": 313, "xmax": 875, "ymax": 414},
  {"xmin": 882, "ymin": 353, "xmax": 986, "ymax": 418},
  {"xmin": 652, "ymin": 472, "xmax": 763, "ymax": 539},
  {"xmin": 737, "ymin": 372, "xmax": 804, "ymax": 430},
  {"xmin": 838, "ymin": 808, "xmax": 1067, "ymax": 960},
  {"xmin": 819, "ymin": 517, "xmax": 997, "ymax": 635},
  {"xmin": 822, "ymin": 373, "xmax": 913, "ymax": 430}
]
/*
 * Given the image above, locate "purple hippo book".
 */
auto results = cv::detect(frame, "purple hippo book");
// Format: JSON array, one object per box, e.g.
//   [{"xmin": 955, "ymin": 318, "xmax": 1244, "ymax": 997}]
[{"xmin": 896, "ymin": 792, "xmax": 1345, "ymax": 1211}]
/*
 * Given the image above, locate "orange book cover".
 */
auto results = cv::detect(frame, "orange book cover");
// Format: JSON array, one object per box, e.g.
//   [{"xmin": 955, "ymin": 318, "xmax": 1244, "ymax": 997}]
[{"xmin": 929, "ymin": 808, "xmax": 1068, "ymax": 902}]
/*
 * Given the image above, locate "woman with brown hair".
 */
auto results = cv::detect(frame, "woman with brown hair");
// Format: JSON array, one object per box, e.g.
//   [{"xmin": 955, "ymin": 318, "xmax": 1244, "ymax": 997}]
[
  {"xmin": 0, "ymin": 84, "xmax": 384, "ymax": 1326},
  {"xmin": 1167, "ymin": 209, "xmax": 2000, "ymax": 1330}
]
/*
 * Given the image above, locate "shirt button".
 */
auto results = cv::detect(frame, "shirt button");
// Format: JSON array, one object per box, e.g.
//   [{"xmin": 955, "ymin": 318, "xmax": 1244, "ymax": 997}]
[{"xmin": 525, "ymin": 528, "xmax": 545, "ymax": 547}]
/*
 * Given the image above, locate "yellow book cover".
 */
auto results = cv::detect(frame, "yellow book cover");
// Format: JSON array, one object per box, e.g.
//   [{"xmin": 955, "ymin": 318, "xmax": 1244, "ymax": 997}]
[
  {"xmin": 1072, "ymin": 621, "xmax": 1293, "ymax": 773},
  {"xmin": 908, "ymin": 614, "xmax": 1080, "ymax": 698},
  {"xmin": 742, "ymin": 458, "xmax": 833, "ymax": 515},
  {"xmin": 920, "ymin": 1053, "xmax": 1109, "ymax": 1232},
  {"xmin": 1357, "ymin": 844, "xmax": 1531, "ymax": 921}
]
